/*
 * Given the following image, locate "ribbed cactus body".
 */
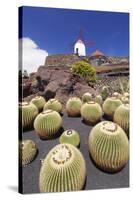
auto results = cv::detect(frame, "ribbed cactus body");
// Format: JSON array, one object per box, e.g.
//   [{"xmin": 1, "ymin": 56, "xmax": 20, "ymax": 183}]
[
  {"xmin": 31, "ymin": 96, "xmax": 46, "ymax": 112},
  {"xmin": 20, "ymin": 139, "xmax": 37, "ymax": 166},
  {"xmin": 59, "ymin": 129, "xmax": 80, "ymax": 147},
  {"xmin": 19, "ymin": 102, "xmax": 38, "ymax": 129},
  {"xmin": 44, "ymin": 98, "xmax": 62, "ymax": 113},
  {"xmin": 88, "ymin": 121, "xmax": 129, "ymax": 172},
  {"xmin": 95, "ymin": 95, "xmax": 103, "ymax": 105},
  {"xmin": 81, "ymin": 102, "xmax": 102, "ymax": 123},
  {"xmin": 66, "ymin": 97, "xmax": 82, "ymax": 117},
  {"xmin": 34, "ymin": 109, "xmax": 62, "ymax": 139},
  {"xmin": 103, "ymin": 97, "xmax": 122, "ymax": 119},
  {"xmin": 114, "ymin": 104, "xmax": 129, "ymax": 134},
  {"xmin": 39, "ymin": 143, "xmax": 86, "ymax": 192},
  {"xmin": 82, "ymin": 92, "xmax": 92, "ymax": 103}
]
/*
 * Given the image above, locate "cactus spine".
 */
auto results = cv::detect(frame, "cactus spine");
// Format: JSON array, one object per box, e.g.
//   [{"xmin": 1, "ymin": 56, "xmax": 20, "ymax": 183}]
[
  {"xmin": 34, "ymin": 109, "xmax": 62, "ymax": 139},
  {"xmin": 103, "ymin": 97, "xmax": 122, "ymax": 119},
  {"xmin": 88, "ymin": 121, "xmax": 129, "ymax": 172},
  {"xmin": 39, "ymin": 143, "xmax": 86, "ymax": 192},
  {"xmin": 20, "ymin": 139, "xmax": 37, "ymax": 166},
  {"xmin": 81, "ymin": 101, "xmax": 102, "ymax": 123},
  {"xmin": 66, "ymin": 97, "xmax": 82, "ymax": 117},
  {"xmin": 59, "ymin": 129, "xmax": 80, "ymax": 147},
  {"xmin": 19, "ymin": 102, "xmax": 38, "ymax": 129},
  {"xmin": 114, "ymin": 104, "xmax": 129, "ymax": 134},
  {"xmin": 44, "ymin": 98, "xmax": 62, "ymax": 113},
  {"xmin": 31, "ymin": 96, "xmax": 46, "ymax": 112},
  {"xmin": 82, "ymin": 92, "xmax": 92, "ymax": 103}
]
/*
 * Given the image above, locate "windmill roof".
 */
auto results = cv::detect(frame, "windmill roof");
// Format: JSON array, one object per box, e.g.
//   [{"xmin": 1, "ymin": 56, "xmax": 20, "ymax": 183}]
[
  {"xmin": 91, "ymin": 50, "xmax": 104, "ymax": 56},
  {"xmin": 76, "ymin": 39, "xmax": 84, "ymax": 44}
]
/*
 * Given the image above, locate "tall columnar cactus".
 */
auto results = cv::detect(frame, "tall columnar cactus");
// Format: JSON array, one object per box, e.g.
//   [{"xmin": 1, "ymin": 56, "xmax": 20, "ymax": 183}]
[
  {"xmin": 43, "ymin": 98, "xmax": 62, "ymax": 113},
  {"xmin": 30, "ymin": 96, "xmax": 46, "ymax": 112},
  {"xmin": 81, "ymin": 101, "xmax": 102, "ymax": 124},
  {"xmin": 101, "ymin": 86, "xmax": 109, "ymax": 101},
  {"xmin": 103, "ymin": 97, "xmax": 122, "ymax": 119},
  {"xmin": 114, "ymin": 104, "xmax": 129, "ymax": 134},
  {"xmin": 82, "ymin": 92, "xmax": 92, "ymax": 103},
  {"xmin": 39, "ymin": 143, "xmax": 86, "ymax": 192},
  {"xmin": 95, "ymin": 95, "xmax": 103, "ymax": 106},
  {"xmin": 19, "ymin": 102, "xmax": 38, "ymax": 129},
  {"xmin": 20, "ymin": 139, "xmax": 37, "ymax": 166},
  {"xmin": 66, "ymin": 97, "xmax": 82, "ymax": 117},
  {"xmin": 34, "ymin": 109, "xmax": 62, "ymax": 139},
  {"xmin": 59, "ymin": 129, "xmax": 80, "ymax": 147},
  {"xmin": 88, "ymin": 121, "xmax": 129, "ymax": 172}
]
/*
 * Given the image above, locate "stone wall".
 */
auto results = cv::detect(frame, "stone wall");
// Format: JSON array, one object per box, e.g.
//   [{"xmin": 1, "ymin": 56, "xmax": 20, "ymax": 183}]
[{"xmin": 45, "ymin": 54, "xmax": 84, "ymax": 68}]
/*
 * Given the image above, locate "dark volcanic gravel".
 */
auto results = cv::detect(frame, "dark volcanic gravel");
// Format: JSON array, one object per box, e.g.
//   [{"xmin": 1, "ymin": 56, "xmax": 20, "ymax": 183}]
[{"xmin": 22, "ymin": 113, "xmax": 129, "ymax": 194}]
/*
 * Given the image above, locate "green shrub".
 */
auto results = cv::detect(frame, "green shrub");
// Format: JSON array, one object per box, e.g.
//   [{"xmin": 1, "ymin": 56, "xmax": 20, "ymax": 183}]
[{"xmin": 71, "ymin": 61, "xmax": 96, "ymax": 82}]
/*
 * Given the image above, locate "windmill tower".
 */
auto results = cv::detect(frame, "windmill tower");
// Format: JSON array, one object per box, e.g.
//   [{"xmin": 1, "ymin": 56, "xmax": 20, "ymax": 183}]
[{"xmin": 74, "ymin": 39, "xmax": 86, "ymax": 56}]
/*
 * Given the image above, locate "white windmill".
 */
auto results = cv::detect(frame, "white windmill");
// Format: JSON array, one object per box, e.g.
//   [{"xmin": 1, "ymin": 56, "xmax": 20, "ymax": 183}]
[{"xmin": 74, "ymin": 39, "xmax": 86, "ymax": 56}]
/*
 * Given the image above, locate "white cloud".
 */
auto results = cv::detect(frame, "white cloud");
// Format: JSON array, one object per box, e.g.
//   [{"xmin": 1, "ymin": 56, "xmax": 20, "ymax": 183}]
[{"xmin": 19, "ymin": 37, "xmax": 48, "ymax": 74}]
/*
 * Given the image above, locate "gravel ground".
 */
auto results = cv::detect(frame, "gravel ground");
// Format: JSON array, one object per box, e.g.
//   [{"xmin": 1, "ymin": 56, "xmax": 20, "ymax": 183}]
[{"xmin": 22, "ymin": 113, "xmax": 129, "ymax": 194}]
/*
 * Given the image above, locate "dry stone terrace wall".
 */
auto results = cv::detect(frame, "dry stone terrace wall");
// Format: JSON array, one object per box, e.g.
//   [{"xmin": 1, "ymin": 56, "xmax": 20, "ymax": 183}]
[{"xmin": 45, "ymin": 54, "xmax": 83, "ymax": 68}]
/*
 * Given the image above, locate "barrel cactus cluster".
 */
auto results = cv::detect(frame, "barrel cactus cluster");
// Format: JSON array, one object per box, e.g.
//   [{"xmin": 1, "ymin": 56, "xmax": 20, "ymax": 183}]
[
  {"xmin": 44, "ymin": 98, "xmax": 62, "ymax": 113},
  {"xmin": 88, "ymin": 121, "xmax": 129, "ymax": 172},
  {"xmin": 81, "ymin": 101, "xmax": 102, "ymax": 124},
  {"xmin": 19, "ymin": 102, "xmax": 38, "ymax": 129},
  {"xmin": 30, "ymin": 96, "xmax": 46, "ymax": 112},
  {"xmin": 59, "ymin": 129, "xmax": 80, "ymax": 147},
  {"xmin": 66, "ymin": 97, "xmax": 82, "ymax": 117},
  {"xmin": 34, "ymin": 109, "xmax": 62, "ymax": 139},
  {"xmin": 20, "ymin": 139, "xmax": 37, "ymax": 166},
  {"xmin": 39, "ymin": 143, "xmax": 86, "ymax": 192}
]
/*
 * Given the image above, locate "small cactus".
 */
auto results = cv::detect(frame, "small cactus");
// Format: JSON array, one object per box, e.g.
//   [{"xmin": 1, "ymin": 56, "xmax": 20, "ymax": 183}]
[
  {"xmin": 95, "ymin": 95, "xmax": 103, "ymax": 105},
  {"xmin": 101, "ymin": 86, "xmax": 109, "ymax": 100},
  {"xmin": 81, "ymin": 101, "xmax": 102, "ymax": 124},
  {"xmin": 114, "ymin": 104, "xmax": 129, "ymax": 134},
  {"xmin": 121, "ymin": 96, "xmax": 129, "ymax": 104},
  {"xmin": 59, "ymin": 129, "xmax": 80, "ymax": 147},
  {"xmin": 44, "ymin": 98, "xmax": 62, "ymax": 113},
  {"xmin": 82, "ymin": 92, "xmax": 92, "ymax": 103},
  {"xmin": 20, "ymin": 139, "xmax": 37, "ymax": 166},
  {"xmin": 34, "ymin": 109, "xmax": 62, "ymax": 139},
  {"xmin": 31, "ymin": 96, "xmax": 46, "ymax": 112},
  {"xmin": 19, "ymin": 102, "xmax": 38, "ymax": 129},
  {"xmin": 112, "ymin": 92, "xmax": 120, "ymax": 98},
  {"xmin": 39, "ymin": 143, "xmax": 86, "ymax": 192},
  {"xmin": 103, "ymin": 97, "xmax": 122, "ymax": 119},
  {"xmin": 88, "ymin": 121, "xmax": 129, "ymax": 172},
  {"xmin": 123, "ymin": 92, "xmax": 129, "ymax": 98},
  {"xmin": 66, "ymin": 97, "xmax": 82, "ymax": 117}
]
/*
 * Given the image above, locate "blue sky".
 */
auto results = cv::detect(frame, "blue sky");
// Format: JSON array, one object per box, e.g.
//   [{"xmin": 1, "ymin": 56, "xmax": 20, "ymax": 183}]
[{"xmin": 20, "ymin": 6, "xmax": 129, "ymax": 57}]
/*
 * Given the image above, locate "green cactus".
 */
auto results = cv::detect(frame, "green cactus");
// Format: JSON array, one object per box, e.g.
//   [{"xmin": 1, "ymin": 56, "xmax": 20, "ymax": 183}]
[
  {"xmin": 19, "ymin": 102, "xmax": 38, "ymax": 129},
  {"xmin": 66, "ymin": 97, "xmax": 82, "ymax": 117},
  {"xmin": 59, "ymin": 129, "xmax": 80, "ymax": 147},
  {"xmin": 31, "ymin": 96, "xmax": 46, "ymax": 112},
  {"xmin": 114, "ymin": 104, "xmax": 129, "ymax": 134},
  {"xmin": 103, "ymin": 97, "xmax": 122, "ymax": 119},
  {"xmin": 39, "ymin": 143, "xmax": 86, "ymax": 192},
  {"xmin": 20, "ymin": 139, "xmax": 37, "ymax": 166},
  {"xmin": 82, "ymin": 92, "xmax": 92, "ymax": 103},
  {"xmin": 95, "ymin": 95, "xmax": 103, "ymax": 106},
  {"xmin": 81, "ymin": 101, "xmax": 102, "ymax": 124},
  {"xmin": 88, "ymin": 121, "xmax": 129, "ymax": 172},
  {"xmin": 121, "ymin": 96, "xmax": 129, "ymax": 104},
  {"xmin": 44, "ymin": 98, "xmax": 62, "ymax": 113},
  {"xmin": 101, "ymin": 86, "xmax": 109, "ymax": 100},
  {"xmin": 34, "ymin": 109, "xmax": 62, "ymax": 139}
]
